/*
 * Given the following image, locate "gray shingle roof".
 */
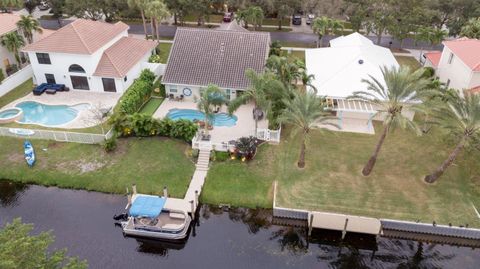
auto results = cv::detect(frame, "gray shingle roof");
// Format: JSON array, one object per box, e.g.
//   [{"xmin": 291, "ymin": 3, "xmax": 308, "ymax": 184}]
[{"xmin": 162, "ymin": 28, "xmax": 270, "ymax": 89}]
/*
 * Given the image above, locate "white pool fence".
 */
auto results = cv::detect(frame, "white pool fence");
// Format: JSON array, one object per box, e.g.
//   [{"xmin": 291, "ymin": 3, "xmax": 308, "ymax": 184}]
[{"xmin": 0, "ymin": 126, "xmax": 113, "ymax": 144}]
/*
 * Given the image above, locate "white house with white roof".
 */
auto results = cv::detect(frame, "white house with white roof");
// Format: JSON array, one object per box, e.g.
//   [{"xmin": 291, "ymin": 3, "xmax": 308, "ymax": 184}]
[
  {"xmin": 22, "ymin": 19, "xmax": 157, "ymax": 93},
  {"xmin": 305, "ymin": 32, "xmax": 413, "ymax": 134}
]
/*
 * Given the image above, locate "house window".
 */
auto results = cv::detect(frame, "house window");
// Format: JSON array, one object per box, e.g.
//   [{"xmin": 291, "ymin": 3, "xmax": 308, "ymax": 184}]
[
  {"xmin": 68, "ymin": 64, "xmax": 86, "ymax": 73},
  {"xmin": 70, "ymin": 75, "xmax": 89, "ymax": 90},
  {"xmin": 448, "ymin": 53, "xmax": 454, "ymax": 64},
  {"xmin": 124, "ymin": 76, "xmax": 127, "ymax": 82},
  {"xmin": 225, "ymin": 89, "xmax": 231, "ymax": 100},
  {"xmin": 102, "ymin": 78, "xmax": 116, "ymax": 92},
  {"xmin": 446, "ymin": 79, "xmax": 450, "ymax": 88},
  {"xmin": 36, "ymin": 53, "xmax": 51, "ymax": 64},
  {"xmin": 45, "ymin": 73, "xmax": 55, "ymax": 84},
  {"xmin": 170, "ymin": 86, "xmax": 177, "ymax": 93}
]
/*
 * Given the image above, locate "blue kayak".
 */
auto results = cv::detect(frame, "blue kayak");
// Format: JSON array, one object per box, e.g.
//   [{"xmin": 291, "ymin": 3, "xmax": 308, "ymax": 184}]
[{"xmin": 24, "ymin": 140, "xmax": 35, "ymax": 167}]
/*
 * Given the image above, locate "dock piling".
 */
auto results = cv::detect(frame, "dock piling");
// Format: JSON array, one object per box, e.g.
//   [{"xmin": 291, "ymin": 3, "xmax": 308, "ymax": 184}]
[
  {"xmin": 195, "ymin": 190, "xmax": 199, "ymax": 207},
  {"xmin": 342, "ymin": 218, "xmax": 349, "ymax": 239},
  {"xmin": 308, "ymin": 213, "xmax": 313, "ymax": 236},
  {"xmin": 190, "ymin": 200, "xmax": 195, "ymax": 220}
]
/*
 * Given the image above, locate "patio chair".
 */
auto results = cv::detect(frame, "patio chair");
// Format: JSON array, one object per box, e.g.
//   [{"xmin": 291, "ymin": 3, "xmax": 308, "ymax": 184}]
[
  {"xmin": 179, "ymin": 95, "xmax": 184, "ymax": 101},
  {"xmin": 168, "ymin": 94, "xmax": 174, "ymax": 100}
]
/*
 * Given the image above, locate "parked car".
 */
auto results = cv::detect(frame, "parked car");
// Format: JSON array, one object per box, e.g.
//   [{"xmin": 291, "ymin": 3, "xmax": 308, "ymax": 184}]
[
  {"xmin": 223, "ymin": 12, "xmax": 234, "ymax": 22},
  {"xmin": 292, "ymin": 14, "xmax": 302, "ymax": 25},
  {"xmin": 306, "ymin": 14, "xmax": 315, "ymax": 25}
]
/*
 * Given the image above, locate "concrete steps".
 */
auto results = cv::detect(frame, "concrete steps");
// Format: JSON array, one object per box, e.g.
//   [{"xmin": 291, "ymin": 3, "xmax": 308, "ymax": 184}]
[{"xmin": 195, "ymin": 149, "xmax": 211, "ymax": 171}]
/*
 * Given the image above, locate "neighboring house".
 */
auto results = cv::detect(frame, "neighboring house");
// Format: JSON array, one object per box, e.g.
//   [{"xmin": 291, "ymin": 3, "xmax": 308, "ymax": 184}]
[
  {"xmin": 306, "ymin": 32, "xmax": 406, "ymax": 134},
  {"xmin": 22, "ymin": 19, "xmax": 156, "ymax": 93},
  {"xmin": 0, "ymin": 13, "xmax": 53, "ymax": 76},
  {"xmin": 423, "ymin": 38, "xmax": 480, "ymax": 95},
  {"xmin": 162, "ymin": 28, "xmax": 270, "ymax": 101}
]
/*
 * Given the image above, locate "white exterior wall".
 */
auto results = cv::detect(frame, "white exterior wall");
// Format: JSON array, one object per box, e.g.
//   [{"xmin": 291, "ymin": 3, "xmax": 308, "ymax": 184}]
[
  {"xmin": 27, "ymin": 30, "xmax": 129, "ymax": 92},
  {"xmin": 468, "ymin": 72, "xmax": 480, "ymax": 89},
  {"xmin": 165, "ymin": 83, "xmax": 241, "ymax": 101},
  {"xmin": 436, "ymin": 46, "xmax": 474, "ymax": 92},
  {"xmin": 0, "ymin": 43, "xmax": 17, "ymax": 71}
]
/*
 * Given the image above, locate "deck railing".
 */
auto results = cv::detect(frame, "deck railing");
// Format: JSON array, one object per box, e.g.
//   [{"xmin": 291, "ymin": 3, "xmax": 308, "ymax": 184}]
[
  {"xmin": 0, "ymin": 126, "xmax": 113, "ymax": 144},
  {"xmin": 256, "ymin": 126, "xmax": 281, "ymax": 143}
]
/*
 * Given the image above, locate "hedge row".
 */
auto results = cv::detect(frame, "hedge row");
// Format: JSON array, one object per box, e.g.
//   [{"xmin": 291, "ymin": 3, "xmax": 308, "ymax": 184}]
[{"xmin": 118, "ymin": 69, "xmax": 156, "ymax": 114}]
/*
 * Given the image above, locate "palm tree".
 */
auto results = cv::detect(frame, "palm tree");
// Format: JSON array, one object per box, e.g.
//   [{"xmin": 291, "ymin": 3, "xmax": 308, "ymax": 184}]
[
  {"xmin": 429, "ymin": 27, "xmax": 447, "ymax": 49},
  {"xmin": 236, "ymin": 6, "xmax": 264, "ymax": 30},
  {"xmin": 195, "ymin": 84, "xmax": 226, "ymax": 137},
  {"xmin": 228, "ymin": 69, "xmax": 284, "ymax": 135},
  {"xmin": 266, "ymin": 55, "xmax": 302, "ymax": 88},
  {"xmin": 1, "ymin": 32, "xmax": 25, "ymax": 67},
  {"xmin": 460, "ymin": 17, "xmax": 480, "ymax": 39},
  {"xmin": 424, "ymin": 92, "xmax": 480, "ymax": 183},
  {"xmin": 0, "ymin": 0, "xmax": 21, "ymax": 13},
  {"xmin": 127, "ymin": 0, "xmax": 150, "ymax": 39},
  {"xmin": 351, "ymin": 66, "xmax": 430, "ymax": 176},
  {"xmin": 312, "ymin": 16, "xmax": 344, "ymax": 47},
  {"xmin": 414, "ymin": 27, "xmax": 431, "ymax": 61},
  {"xmin": 145, "ymin": 0, "xmax": 170, "ymax": 44},
  {"xmin": 278, "ymin": 91, "xmax": 338, "ymax": 168},
  {"xmin": 16, "ymin": 15, "xmax": 42, "ymax": 44}
]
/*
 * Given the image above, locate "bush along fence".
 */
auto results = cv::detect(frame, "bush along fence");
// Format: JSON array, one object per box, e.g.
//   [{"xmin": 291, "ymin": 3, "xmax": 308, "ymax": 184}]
[{"xmin": 116, "ymin": 69, "xmax": 156, "ymax": 114}]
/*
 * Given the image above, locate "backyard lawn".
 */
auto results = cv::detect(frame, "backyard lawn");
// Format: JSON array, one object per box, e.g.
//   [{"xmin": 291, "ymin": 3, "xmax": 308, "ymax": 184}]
[
  {"xmin": 0, "ymin": 79, "xmax": 32, "ymax": 109},
  {"xmin": 0, "ymin": 136, "xmax": 195, "ymax": 198},
  {"xmin": 395, "ymin": 56, "xmax": 422, "ymax": 71},
  {"xmin": 205, "ymin": 124, "xmax": 480, "ymax": 227},
  {"xmin": 158, "ymin": 43, "xmax": 172, "ymax": 63},
  {"xmin": 139, "ymin": 97, "xmax": 163, "ymax": 115}
]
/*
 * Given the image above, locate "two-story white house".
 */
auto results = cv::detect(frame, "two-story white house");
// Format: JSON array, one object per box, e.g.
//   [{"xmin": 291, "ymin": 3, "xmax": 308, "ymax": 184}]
[
  {"xmin": 162, "ymin": 28, "xmax": 270, "ymax": 101},
  {"xmin": 22, "ymin": 19, "xmax": 157, "ymax": 93},
  {"xmin": 423, "ymin": 37, "xmax": 480, "ymax": 94}
]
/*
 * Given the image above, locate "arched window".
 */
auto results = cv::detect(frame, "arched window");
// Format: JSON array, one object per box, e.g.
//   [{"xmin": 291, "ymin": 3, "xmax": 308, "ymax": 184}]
[{"xmin": 68, "ymin": 64, "xmax": 86, "ymax": 73}]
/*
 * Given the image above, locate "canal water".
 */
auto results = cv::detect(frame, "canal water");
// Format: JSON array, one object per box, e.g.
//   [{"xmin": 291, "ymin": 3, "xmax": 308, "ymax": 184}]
[{"xmin": 0, "ymin": 180, "xmax": 479, "ymax": 268}]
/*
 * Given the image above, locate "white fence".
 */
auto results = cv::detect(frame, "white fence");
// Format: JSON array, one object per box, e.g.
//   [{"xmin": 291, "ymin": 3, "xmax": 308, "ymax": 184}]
[
  {"xmin": 141, "ymin": 62, "xmax": 166, "ymax": 77},
  {"xmin": 0, "ymin": 126, "xmax": 113, "ymax": 144},
  {"xmin": 256, "ymin": 126, "xmax": 281, "ymax": 143},
  {"xmin": 0, "ymin": 65, "xmax": 33, "ymax": 98}
]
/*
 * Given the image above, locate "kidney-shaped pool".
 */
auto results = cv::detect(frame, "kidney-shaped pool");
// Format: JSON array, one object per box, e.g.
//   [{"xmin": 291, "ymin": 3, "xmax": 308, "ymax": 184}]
[{"xmin": 14, "ymin": 101, "xmax": 91, "ymax": 127}]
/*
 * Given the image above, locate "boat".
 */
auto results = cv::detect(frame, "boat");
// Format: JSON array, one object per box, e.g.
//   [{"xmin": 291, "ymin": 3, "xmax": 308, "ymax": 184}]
[
  {"xmin": 24, "ymin": 140, "xmax": 35, "ymax": 167},
  {"xmin": 119, "ymin": 194, "xmax": 192, "ymax": 241}
]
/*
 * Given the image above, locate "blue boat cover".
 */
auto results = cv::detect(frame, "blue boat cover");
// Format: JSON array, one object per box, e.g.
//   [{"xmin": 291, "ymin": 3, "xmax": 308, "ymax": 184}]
[{"xmin": 129, "ymin": 196, "xmax": 166, "ymax": 218}]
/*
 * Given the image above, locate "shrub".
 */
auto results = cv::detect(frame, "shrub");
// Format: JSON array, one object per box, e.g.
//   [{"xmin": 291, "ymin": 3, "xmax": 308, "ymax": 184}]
[
  {"xmin": 118, "ymin": 69, "xmax": 156, "ymax": 114},
  {"xmin": 0, "ymin": 68, "xmax": 4, "ymax": 84},
  {"xmin": 191, "ymin": 148, "xmax": 199, "ymax": 158},
  {"xmin": 421, "ymin": 66, "xmax": 435, "ymax": 78},
  {"xmin": 170, "ymin": 119, "xmax": 198, "ymax": 141},
  {"xmin": 149, "ymin": 54, "xmax": 161, "ymax": 63},
  {"xmin": 234, "ymin": 136, "xmax": 258, "ymax": 161},
  {"xmin": 214, "ymin": 151, "xmax": 229, "ymax": 162},
  {"xmin": 5, "ymin": 64, "xmax": 18, "ymax": 76},
  {"xmin": 103, "ymin": 136, "xmax": 117, "ymax": 152}
]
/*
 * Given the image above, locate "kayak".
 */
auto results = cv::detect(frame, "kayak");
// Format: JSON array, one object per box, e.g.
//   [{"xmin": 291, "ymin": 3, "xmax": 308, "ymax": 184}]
[{"xmin": 24, "ymin": 140, "xmax": 35, "ymax": 167}]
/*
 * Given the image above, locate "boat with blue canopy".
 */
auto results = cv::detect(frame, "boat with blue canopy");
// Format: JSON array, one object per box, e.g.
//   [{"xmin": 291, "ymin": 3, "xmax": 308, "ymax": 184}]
[{"xmin": 120, "ymin": 194, "xmax": 191, "ymax": 240}]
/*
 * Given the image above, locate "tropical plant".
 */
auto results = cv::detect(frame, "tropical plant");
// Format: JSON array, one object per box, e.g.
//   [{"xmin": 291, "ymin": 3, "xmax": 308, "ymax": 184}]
[
  {"xmin": 103, "ymin": 135, "xmax": 117, "ymax": 152},
  {"xmin": 460, "ymin": 17, "xmax": 480, "ymax": 39},
  {"xmin": 0, "ymin": 0, "xmax": 22, "ymax": 12},
  {"xmin": 311, "ymin": 16, "xmax": 344, "ymax": 47},
  {"xmin": 351, "ymin": 66, "xmax": 430, "ymax": 176},
  {"xmin": 127, "ymin": 0, "xmax": 150, "ymax": 39},
  {"xmin": 424, "ymin": 92, "xmax": 480, "ymax": 183},
  {"xmin": 24, "ymin": 0, "xmax": 37, "ymax": 14},
  {"xmin": 236, "ymin": 6, "xmax": 264, "ymax": 30},
  {"xmin": 269, "ymin": 40, "xmax": 282, "ymax": 57},
  {"xmin": 279, "ymin": 91, "xmax": 338, "ymax": 168},
  {"xmin": 234, "ymin": 136, "xmax": 258, "ymax": 161},
  {"xmin": 195, "ymin": 84, "xmax": 227, "ymax": 136},
  {"xmin": 0, "ymin": 218, "xmax": 87, "ymax": 269},
  {"xmin": 414, "ymin": 26, "xmax": 447, "ymax": 62},
  {"xmin": 117, "ymin": 69, "xmax": 156, "ymax": 114},
  {"xmin": 266, "ymin": 55, "xmax": 302, "ymax": 88},
  {"xmin": 229, "ymin": 69, "xmax": 284, "ymax": 134},
  {"xmin": 16, "ymin": 15, "xmax": 42, "ymax": 44},
  {"xmin": 145, "ymin": 0, "xmax": 170, "ymax": 43},
  {"xmin": 0, "ymin": 32, "xmax": 25, "ymax": 67}
]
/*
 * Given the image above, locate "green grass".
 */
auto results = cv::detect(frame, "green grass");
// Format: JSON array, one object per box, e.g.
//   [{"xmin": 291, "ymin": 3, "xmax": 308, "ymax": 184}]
[
  {"xmin": 157, "ymin": 43, "xmax": 172, "ymax": 64},
  {"xmin": 0, "ymin": 136, "xmax": 195, "ymax": 198},
  {"xmin": 0, "ymin": 79, "xmax": 32, "ymax": 109},
  {"xmin": 263, "ymin": 18, "xmax": 290, "ymax": 26},
  {"xmin": 139, "ymin": 97, "xmax": 163, "ymax": 116},
  {"xmin": 205, "ymin": 123, "xmax": 480, "ymax": 227},
  {"xmin": 395, "ymin": 56, "xmax": 422, "ymax": 71}
]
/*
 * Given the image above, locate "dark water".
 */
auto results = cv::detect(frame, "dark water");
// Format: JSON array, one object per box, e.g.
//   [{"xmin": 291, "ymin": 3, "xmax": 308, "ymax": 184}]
[{"xmin": 0, "ymin": 180, "xmax": 479, "ymax": 269}]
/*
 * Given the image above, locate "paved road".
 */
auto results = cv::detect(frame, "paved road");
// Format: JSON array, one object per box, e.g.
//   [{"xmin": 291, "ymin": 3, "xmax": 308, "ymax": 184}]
[{"xmin": 40, "ymin": 19, "xmax": 443, "ymax": 51}]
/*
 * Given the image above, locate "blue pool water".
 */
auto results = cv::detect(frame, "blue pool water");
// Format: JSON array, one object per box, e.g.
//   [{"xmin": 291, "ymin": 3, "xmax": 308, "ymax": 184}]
[
  {"xmin": 167, "ymin": 109, "xmax": 238, "ymax": 127},
  {"xmin": 0, "ymin": 109, "xmax": 21, "ymax": 119},
  {"xmin": 15, "ymin": 101, "xmax": 91, "ymax": 126}
]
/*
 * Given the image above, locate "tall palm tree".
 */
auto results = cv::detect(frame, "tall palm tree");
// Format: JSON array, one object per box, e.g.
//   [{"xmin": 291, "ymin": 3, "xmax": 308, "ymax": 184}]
[
  {"xmin": 145, "ymin": 0, "xmax": 170, "ymax": 44},
  {"xmin": 127, "ymin": 0, "xmax": 150, "ymax": 39},
  {"xmin": 1, "ymin": 32, "xmax": 25, "ymax": 67},
  {"xmin": 228, "ymin": 69, "xmax": 284, "ymax": 135},
  {"xmin": 351, "ymin": 66, "xmax": 430, "ymax": 176},
  {"xmin": 414, "ymin": 27, "xmax": 432, "ymax": 61},
  {"xmin": 237, "ymin": 6, "xmax": 264, "ymax": 30},
  {"xmin": 278, "ymin": 91, "xmax": 338, "ymax": 168},
  {"xmin": 266, "ymin": 55, "xmax": 302, "ymax": 88},
  {"xmin": 312, "ymin": 16, "xmax": 344, "ymax": 47},
  {"xmin": 16, "ymin": 15, "xmax": 42, "ymax": 44},
  {"xmin": 195, "ymin": 84, "xmax": 226, "ymax": 137},
  {"xmin": 424, "ymin": 92, "xmax": 480, "ymax": 183}
]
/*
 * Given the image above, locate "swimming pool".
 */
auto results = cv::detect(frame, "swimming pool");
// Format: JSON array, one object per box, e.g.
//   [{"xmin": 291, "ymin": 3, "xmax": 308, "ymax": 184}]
[
  {"xmin": 14, "ymin": 101, "xmax": 91, "ymax": 126},
  {"xmin": 167, "ymin": 109, "xmax": 238, "ymax": 127}
]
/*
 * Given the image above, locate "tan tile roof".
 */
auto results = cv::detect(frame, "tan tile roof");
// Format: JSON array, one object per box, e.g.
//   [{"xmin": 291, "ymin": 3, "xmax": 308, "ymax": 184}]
[
  {"xmin": 0, "ymin": 13, "xmax": 21, "ymax": 36},
  {"xmin": 163, "ymin": 28, "xmax": 270, "ymax": 89},
  {"xmin": 93, "ymin": 37, "xmax": 156, "ymax": 78},
  {"xmin": 23, "ymin": 19, "xmax": 129, "ymax": 55}
]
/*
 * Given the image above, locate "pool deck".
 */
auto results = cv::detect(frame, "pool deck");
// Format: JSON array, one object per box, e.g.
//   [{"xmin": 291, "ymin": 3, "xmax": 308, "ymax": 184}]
[
  {"xmin": 2, "ymin": 90, "xmax": 121, "ymax": 129},
  {"xmin": 153, "ymin": 99, "xmax": 268, "ymax": 144}
]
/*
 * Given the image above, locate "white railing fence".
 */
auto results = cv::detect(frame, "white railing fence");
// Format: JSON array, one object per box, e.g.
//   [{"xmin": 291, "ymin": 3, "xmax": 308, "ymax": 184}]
[
  {"xmin": 0, "ymin": 126, "xmax": 113, "ymax": 144},
  {"xmin": 256, "ymin": 126, "xmax": 281, "ymax": 143}
]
